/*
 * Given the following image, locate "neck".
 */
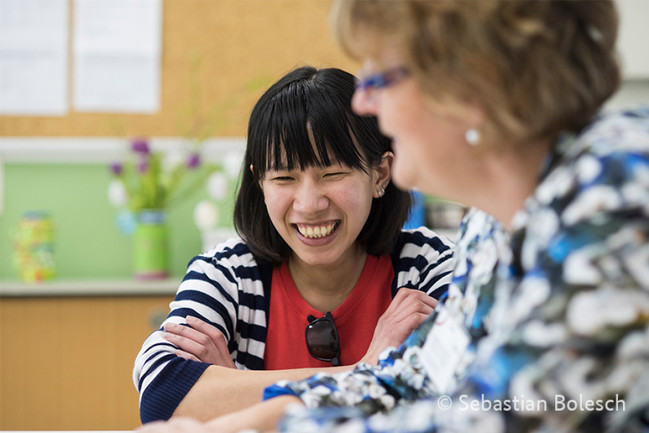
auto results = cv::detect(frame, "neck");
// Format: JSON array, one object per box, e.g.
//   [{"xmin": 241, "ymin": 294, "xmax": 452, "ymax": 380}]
[
  {"xmin": 464, "ymin": 137, "xmax": 554, "ymax": 228},
  {"xmin": 288, "ymin": 246, "xmax": 368, "ymax": 313}
]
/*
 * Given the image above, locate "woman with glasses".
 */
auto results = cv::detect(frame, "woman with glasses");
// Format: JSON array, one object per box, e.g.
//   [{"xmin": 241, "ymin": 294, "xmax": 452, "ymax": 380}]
[
  {"xmin": 133, "ymin": 65, "xmax": 455, "ymax": 424},
  {"xmin": 138, "ymin": 1, "xmax": 649, "ymax": 432}
]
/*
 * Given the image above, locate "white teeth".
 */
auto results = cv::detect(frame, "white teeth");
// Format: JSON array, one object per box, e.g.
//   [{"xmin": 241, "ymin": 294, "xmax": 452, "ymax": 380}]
[{"xmin": 297, "ymin": 223, "xmax": 336, "ymax": 239}]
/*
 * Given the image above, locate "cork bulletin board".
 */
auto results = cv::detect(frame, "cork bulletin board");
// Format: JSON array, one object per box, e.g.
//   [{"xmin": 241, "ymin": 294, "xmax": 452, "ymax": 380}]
[{"xmin": 0, "ymin": 0, "xmax": 358, "ymax": 138}]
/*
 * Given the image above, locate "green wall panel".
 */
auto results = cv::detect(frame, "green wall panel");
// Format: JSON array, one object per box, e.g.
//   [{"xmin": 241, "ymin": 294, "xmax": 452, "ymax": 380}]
[{"xmin": 0, "ymin": 163, "xmax": 232, "ymax": 281}]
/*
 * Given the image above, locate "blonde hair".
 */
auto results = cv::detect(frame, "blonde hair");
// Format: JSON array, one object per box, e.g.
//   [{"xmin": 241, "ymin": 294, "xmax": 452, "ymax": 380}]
[{"xmin": 332, "ymin": 0, "xmax": 621, "ymax": 143}]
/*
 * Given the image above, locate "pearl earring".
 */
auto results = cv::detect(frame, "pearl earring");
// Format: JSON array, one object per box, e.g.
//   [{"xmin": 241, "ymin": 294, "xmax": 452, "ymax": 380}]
[{"xmin": 465, "ymin": 128, "xmax": 481, "ymax": 146}]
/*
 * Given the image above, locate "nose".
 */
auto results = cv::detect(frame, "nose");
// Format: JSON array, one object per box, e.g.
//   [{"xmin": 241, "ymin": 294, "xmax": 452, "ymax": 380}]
[
  {"xmin": 293, "ymin": 179, "xmax": 329, "ymax": 215},
  {"xmin": 351, "ymin": 87, "xmax": 378, "ymax": 116}
]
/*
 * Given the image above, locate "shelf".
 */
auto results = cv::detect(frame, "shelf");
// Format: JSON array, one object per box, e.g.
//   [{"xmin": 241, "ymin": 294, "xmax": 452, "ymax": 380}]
[{"xmin": 0, "ymin": 278, "xmax": 180, "ymax": 297}]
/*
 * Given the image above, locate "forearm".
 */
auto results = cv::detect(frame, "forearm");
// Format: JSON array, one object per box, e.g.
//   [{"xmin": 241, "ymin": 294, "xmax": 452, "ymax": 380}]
[
  {"xmin": 204, "ymin": 395, "xmax": 304, "ymax": 433},
  {"xmin": 172, "ymin": 364, "xmax": 351, "ymax": 421},
  {"xmin": 137, "ymin": 396, "xmax": 303, "ymax": 433}
]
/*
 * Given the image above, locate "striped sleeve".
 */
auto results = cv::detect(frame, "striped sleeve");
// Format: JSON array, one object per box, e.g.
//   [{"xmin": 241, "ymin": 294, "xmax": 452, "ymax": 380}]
[
  {"xmin": 392, "ymin": 227, "xmax": 455, "ymax": 299},
  {"xmin": 132, "ymin": 238, "xmax": 269, "ymax": 423}
]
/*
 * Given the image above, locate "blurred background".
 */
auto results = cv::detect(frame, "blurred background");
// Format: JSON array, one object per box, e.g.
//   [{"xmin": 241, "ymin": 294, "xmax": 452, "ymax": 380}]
[{"xmin": 0, "ymin": 0, "xmax": 647, "ymax": 430}]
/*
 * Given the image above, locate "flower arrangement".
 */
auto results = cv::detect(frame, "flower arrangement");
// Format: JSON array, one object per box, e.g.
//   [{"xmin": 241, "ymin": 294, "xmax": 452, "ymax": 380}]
[{"xmin": 108, "ymin": 138, "xmax": 217, "ymax": 218}]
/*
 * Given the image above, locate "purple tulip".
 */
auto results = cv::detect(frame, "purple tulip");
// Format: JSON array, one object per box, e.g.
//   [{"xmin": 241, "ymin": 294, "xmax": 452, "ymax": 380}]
[
  {"xmin": 110, "ymin": 162, "xmax": 123, "ymax": 176},
  {"xmin": 187, "ymin": 153, "xmax": 201, "ymax": 169},
  {"xmin": 132, "ymin": 138, "xmax": 151, "ymax": 154}
]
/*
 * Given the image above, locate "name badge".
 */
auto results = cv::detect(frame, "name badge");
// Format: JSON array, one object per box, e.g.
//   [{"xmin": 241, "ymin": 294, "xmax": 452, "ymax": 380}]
[{"xmin": 420, "ymin": 306, "xmax": 470, "ymax": 394}]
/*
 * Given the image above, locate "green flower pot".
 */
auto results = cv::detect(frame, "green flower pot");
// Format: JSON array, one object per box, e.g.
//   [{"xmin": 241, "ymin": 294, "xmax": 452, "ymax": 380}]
[{"xmin": 134, "ymin": 210, "xmax": 169, "ymax": 280}]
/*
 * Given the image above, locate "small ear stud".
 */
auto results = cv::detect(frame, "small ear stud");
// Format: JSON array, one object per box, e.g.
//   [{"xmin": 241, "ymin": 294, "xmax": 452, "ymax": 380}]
[{"xmin": 377, "ymin": 183, "xmax": 388, "ymax": 198}]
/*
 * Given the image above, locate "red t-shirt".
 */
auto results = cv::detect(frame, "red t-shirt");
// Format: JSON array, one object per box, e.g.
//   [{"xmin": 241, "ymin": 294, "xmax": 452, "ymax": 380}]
[{"xmin": 264, "ymin": 255, "xmax": 395, "ymax": 369}]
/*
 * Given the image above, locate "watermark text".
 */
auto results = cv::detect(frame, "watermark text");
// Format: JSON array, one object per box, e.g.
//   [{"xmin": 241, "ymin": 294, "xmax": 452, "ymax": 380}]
[{"xmin": 436, "ymin": 394, "xmax": 626, "ymax": 413}]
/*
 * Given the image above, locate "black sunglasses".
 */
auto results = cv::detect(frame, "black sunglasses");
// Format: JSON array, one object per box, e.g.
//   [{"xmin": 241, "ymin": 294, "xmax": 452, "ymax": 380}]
[{"xmin": 305, "ymin": 312, "xmax": 341, "ymax": 366}]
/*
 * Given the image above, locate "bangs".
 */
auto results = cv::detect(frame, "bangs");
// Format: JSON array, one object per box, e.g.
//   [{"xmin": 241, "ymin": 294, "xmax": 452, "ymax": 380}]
[{"xmin": 248, "ymin": 73, "xmax": 367, "ymax": 178}]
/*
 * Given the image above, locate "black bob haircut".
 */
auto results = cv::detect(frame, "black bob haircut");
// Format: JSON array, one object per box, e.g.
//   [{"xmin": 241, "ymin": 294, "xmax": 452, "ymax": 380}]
[{"xmin": 234, "ymin": 66, "xmax": 412, "ymax": 264}]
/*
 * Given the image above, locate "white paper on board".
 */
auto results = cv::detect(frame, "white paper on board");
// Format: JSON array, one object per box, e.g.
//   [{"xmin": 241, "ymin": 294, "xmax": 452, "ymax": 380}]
[
  {"xmin": 72, "ymin": 0, "xmax": 162, "ymax": 113},
  {"xmin": 0, "ymin": 0, "xmax": 69, "ymax": 116}
]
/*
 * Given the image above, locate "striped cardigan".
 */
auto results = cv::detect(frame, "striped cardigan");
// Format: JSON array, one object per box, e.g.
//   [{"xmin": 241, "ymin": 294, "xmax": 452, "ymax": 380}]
[{"xmin": 133, "ymin": 227, "xmax": 455, "ymax": 423}]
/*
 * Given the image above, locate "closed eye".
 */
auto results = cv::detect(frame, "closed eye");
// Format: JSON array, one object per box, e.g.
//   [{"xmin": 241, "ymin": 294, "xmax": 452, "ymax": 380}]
[
  {"xmin": 271, "ymin": 176, "xmax": 295, "ymax": 182},
  {"xmin": 323, "ymin": 172, "xmax": 349, "ymax": 178}
]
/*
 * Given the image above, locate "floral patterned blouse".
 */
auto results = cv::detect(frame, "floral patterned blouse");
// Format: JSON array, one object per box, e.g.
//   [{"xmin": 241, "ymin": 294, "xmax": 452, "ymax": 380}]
[{"xmin": 264, "ymin": 106, "xmax": 649, "ymax": 433}]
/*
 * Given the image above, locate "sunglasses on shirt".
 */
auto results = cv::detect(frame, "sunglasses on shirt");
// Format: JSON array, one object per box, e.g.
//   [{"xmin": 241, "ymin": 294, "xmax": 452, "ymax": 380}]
[{"xmin": 305, "ymin": 312, "xmax": 341, "ymax": 366}]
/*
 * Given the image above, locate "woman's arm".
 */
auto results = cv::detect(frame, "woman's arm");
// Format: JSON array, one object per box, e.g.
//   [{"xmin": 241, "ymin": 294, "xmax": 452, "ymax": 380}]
[
  {"xmin": 138, "ymin": 396, "xmax": 303, "ymax": 433},
  {"xmin": 393, "ymin": 227, "xmax": 455, "ymax": 299},
  {"xmin": 133, "ymin": 241, "xmax": 269, "ymax": 423},
  {"xmin": 172, "ymin": 364, "xmax": 344, "ymax": 421}
]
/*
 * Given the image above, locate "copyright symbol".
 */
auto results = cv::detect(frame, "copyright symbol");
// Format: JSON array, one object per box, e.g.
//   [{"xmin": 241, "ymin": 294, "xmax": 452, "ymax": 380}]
[{"xmin": 437, "ymin": 395, "xmax": 452, "ymax": 411}]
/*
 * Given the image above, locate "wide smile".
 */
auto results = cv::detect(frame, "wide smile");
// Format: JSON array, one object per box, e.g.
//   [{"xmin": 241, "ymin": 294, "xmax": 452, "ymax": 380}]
[{"xmin": 293, "ymin": 221, "xmax": 340, "ymax": 239}]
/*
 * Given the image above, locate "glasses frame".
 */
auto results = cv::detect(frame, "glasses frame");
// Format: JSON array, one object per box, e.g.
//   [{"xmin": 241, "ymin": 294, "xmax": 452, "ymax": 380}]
[
  {"xmin": 305, "ymin": 312, "xmax": 341, "ymax": 366},
  {"xmin": 355, "ymin": 66, "xmax": 411, "ymax": 92}
]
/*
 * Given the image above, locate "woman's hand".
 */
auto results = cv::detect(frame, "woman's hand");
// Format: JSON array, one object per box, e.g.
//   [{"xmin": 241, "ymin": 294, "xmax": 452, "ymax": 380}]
[
  {"xmin": 137, "ymin": 418, "xmax": 215, "ymax": 433},
  {"xmin": 361, "ymin": 288, "xmax": 438, "ymax": 365},
  {"xmin": 163, "ymin": 316, "xmax": 236, "ymax": 368}
]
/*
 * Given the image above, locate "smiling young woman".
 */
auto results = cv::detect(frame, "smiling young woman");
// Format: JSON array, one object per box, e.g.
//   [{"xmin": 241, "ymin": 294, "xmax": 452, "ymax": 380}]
[{"xmin": 133, "ymin": 66, "xmax": 455, "ymax": 423}]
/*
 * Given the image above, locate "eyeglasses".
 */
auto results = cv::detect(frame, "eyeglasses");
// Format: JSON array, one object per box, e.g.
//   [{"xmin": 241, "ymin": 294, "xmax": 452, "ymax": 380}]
[
  {"xmin": 355, "ymin": 66, "xmax": 411, "ymax": 92},
  {"xmin": 305, "ymin": 312, "xmax": 341, "ymax": 366}
]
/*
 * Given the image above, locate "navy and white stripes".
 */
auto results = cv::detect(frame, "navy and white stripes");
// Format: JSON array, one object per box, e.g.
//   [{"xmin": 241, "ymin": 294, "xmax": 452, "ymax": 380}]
[{"xmin": 133, "ymin": 227, "xmax": 454, "ymax": 423}]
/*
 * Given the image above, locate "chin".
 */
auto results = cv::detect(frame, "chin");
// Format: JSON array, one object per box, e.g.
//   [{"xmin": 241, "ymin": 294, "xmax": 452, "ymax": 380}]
[
  {"xmin": 392, "ymin": 167, "xmax": 417, "ymax": 191},
  {"xmin": 391, "ymin": 150, "xmax": 417, "ymax": 188}
]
